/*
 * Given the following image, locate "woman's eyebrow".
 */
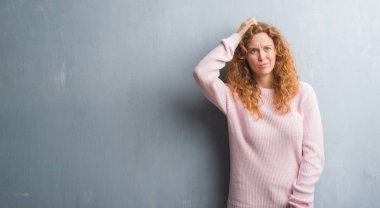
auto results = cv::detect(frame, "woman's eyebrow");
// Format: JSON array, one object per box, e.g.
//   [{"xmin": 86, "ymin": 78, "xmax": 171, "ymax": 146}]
[{"xmin": 248, "ymin": 45, "xmax": 273, "ymax": 49}]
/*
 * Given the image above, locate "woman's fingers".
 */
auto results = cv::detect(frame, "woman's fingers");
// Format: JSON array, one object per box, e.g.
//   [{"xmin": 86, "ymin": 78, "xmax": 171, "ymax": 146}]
[
  {"xmin": 252, "ymin": 17, "xmax": 258, "ymax": 25},
  {"xmin": 237, "ymin": 16, "xmax": 258, "ymax": 37},
  {"xmin": 246, "ymin": 16, "xmax": 258, "ymax": 26}
]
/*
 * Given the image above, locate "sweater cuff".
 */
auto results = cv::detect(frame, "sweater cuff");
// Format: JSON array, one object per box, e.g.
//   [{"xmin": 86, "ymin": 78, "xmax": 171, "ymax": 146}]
[
  {"xmin": 288, "ymin": 181, "xmax": 314, "ymax": 207},
  {"xmin": 221, "ymin": 33, "xmax": 242, "ymax": 49}
]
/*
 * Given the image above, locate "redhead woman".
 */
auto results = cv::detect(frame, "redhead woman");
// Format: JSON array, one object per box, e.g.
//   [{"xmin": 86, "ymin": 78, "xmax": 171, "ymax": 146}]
[{"xmin": 193, "ymin": 17, "xmax": 324, "ymax": 208}]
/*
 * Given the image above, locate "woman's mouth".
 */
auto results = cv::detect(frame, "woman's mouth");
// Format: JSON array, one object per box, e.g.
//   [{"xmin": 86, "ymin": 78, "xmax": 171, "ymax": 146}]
[{"xmin": 258, "ymin": 63, "xmax": 269, "ymax": 68}]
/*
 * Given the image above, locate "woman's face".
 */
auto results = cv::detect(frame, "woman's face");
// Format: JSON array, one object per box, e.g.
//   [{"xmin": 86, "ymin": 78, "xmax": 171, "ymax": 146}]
[{"xmin": 246, "ymin": 32, "xmax": 276, "ymax": 78}]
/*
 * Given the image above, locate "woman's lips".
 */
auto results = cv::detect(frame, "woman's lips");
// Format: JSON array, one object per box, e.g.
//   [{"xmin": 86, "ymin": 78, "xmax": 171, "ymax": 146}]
[{"xmin": 258, "ymin": 63, "xmax": 269, "ymax": 68}]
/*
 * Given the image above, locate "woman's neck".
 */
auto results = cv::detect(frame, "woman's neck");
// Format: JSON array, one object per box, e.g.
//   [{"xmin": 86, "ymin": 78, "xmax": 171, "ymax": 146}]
[{"xmin": 255, "ymin": 74, "xmax": 274, "ymax": 89}]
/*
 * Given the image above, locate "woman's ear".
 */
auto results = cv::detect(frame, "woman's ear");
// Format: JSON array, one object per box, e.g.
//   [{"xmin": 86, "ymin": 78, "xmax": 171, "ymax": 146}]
[{"xmin": 237, "ymin": 48, "xmax": 246, "ymax": 60}]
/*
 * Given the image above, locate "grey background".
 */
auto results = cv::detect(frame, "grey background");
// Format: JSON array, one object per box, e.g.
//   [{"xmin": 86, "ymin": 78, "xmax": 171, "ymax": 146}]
[{"xmin": 1, "ymin": 0, "xmax": 379, "ymax": 207}]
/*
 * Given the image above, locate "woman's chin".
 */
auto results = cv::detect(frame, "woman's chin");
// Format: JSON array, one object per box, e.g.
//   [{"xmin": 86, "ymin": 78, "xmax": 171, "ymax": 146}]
[{"xmin": 254, "ymin": 68, "xmax": 273, "ymax": 77}]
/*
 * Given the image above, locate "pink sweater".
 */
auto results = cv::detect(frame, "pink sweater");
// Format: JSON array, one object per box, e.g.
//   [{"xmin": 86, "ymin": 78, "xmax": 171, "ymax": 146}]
[{"xmin": 193, "ymin": 33, "xmax": 324, "ymax": 208}]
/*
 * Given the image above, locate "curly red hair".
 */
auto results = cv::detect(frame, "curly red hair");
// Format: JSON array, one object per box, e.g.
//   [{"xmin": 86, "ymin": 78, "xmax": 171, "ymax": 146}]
[{"xmin": 227, "ymin": 22, "xmax": 299, "ymax": 119}]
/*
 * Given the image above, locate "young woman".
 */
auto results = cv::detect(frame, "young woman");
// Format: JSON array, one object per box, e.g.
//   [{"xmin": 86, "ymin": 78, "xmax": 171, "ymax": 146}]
[{"xmin": 193, "ymin": 17, "xmax": 324, "ymax": 208}]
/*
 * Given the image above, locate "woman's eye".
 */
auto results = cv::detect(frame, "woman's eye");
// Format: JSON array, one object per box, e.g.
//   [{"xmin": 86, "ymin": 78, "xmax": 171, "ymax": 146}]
[
  {"xmin": 249, "ymin": 49, "xmax": 258, "ymax": 54},
  {"xmin": 264, "ymin": 47, "xmax": 271, "ymax": 52}
]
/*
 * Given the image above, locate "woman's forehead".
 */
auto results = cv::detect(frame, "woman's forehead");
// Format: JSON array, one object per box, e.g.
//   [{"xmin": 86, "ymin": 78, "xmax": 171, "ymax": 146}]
[{"xmin": 248, "ymin": 32, "xmax": 274, "ymax": 47}]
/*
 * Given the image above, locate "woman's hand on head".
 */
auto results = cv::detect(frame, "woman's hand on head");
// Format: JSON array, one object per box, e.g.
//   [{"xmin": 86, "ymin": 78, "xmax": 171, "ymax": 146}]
[{"xmin": 236, "ymin": 16, "xmax": 258, "ymax": 37}]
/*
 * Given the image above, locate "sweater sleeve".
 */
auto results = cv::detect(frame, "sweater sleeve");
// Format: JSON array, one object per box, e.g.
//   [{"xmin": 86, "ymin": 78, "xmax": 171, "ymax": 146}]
[
  {"xmin": 288, "ymin": 83, "xmax": 325, "ymax": 208},
  {"xmin": 193, "ymin": 33, "xmax": 241, "ymax": 114}
]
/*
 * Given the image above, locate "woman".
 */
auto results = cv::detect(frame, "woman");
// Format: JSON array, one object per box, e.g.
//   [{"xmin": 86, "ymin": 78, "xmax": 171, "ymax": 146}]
[{"xmin": 193, "ymin": 17, "xmax": 324, "ymax": 208}]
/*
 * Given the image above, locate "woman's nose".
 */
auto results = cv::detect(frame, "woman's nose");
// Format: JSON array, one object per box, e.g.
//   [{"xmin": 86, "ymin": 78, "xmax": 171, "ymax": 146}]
[{"xmin": 258, "ymin": 50, "xmax": 266, "ymax": 61}]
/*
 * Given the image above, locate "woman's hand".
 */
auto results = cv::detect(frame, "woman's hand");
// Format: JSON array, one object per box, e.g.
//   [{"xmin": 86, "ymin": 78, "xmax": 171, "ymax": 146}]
[{"xmin": 236, "ymin": 16, "xmax": 258, "ymax": 37}]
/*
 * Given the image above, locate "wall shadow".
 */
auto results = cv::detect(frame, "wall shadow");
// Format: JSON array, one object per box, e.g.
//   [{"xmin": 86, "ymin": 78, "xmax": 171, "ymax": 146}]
[{"xmin": 168, "ymin": 67, "xmax": 231, "ymax": 207}]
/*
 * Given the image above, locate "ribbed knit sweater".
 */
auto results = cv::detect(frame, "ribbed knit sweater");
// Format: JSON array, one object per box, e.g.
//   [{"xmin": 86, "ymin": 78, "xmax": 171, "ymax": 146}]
[{"xmin": 193, "ymin": 33, "xmax": 324, "ymax": 208}]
